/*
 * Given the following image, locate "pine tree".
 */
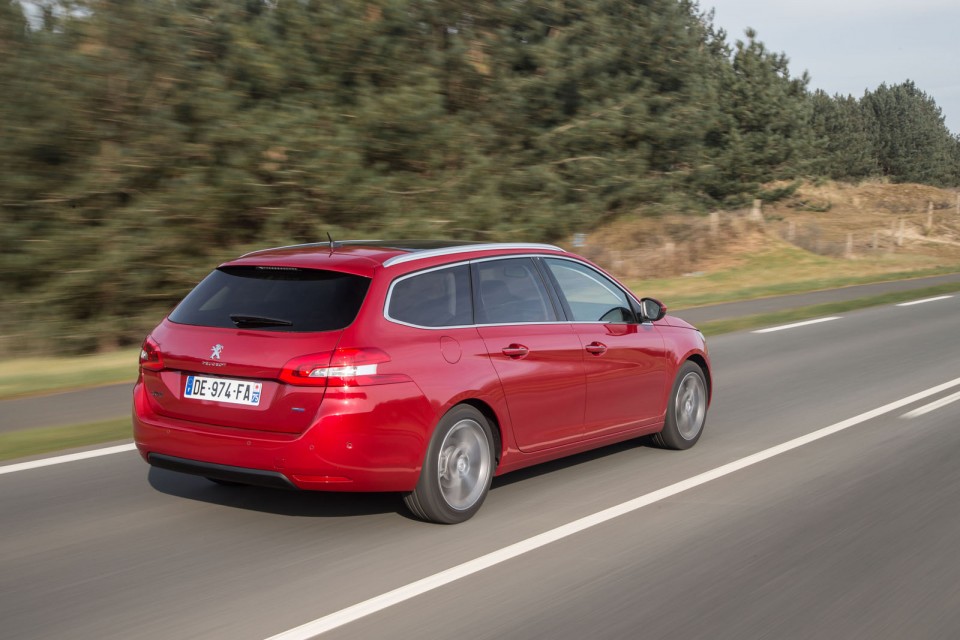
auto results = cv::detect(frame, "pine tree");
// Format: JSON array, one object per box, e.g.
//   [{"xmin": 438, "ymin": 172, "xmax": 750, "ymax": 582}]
[
  {"xmin": 862, "ymin": 81, "xmax": 958, "ymax": 185},
  {"xmin": 700, "ymin": 28, "xmax": 811, "ymax": 203},
  {"xmin": 808, "ymin": 90, "xmax": 877, "ymax": 180}
]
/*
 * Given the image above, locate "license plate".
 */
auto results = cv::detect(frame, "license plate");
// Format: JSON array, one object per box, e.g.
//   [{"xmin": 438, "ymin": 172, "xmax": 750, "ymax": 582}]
[{"xmin": 184, "ymin": 375, "xmax": 262, "ymax": 406}]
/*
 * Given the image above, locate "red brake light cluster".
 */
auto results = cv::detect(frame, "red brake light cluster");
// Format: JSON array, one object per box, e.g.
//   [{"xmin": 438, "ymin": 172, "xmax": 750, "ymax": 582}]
[
  {"xmin": 139, "ymin": 336, "xmax": 164, "ymax": 371},
  {"xmin": 279, "ymin": 348, "xmax": 408, "ymax": 387}
]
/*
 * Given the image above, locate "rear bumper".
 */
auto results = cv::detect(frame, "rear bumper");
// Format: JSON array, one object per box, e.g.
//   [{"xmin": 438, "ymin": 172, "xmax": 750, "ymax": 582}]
[
  {"xmin": 133, "ymin": 380, "xmax": 435, "ymax": 492},
  {"xmin": 147, "ymin": 453, "xmax": 297, "ymax": 489}
]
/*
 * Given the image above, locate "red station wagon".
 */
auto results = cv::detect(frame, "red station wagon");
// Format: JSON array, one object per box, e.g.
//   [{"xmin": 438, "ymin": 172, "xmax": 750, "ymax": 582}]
[{"xmin": 133, "ymin": 241, "xmax": 712, "ymax": 523}]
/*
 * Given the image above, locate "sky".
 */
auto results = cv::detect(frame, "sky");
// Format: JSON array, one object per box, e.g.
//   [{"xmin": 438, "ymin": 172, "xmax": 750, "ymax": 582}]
[{"xmin": 707, "ymin": 0, "xmax": 960, "ymax": 134}]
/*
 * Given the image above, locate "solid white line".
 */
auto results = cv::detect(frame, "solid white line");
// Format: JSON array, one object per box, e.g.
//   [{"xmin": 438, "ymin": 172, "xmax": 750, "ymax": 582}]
[
  {"xmin": 0, "ymin": 443, "xmax": 137, "ymax": 476},
  {"xmin": 901, "ymin": 389, "xmax": 960, "ymax": 419},
  {"xmin": 264, "ymin": 375, "xmax": 960, "ymax": 640},
  {"xmin": 896, "ymin": 295, "xmax": 953, "ymax": 307},
  {"xmin": 752, "ymin": 316, "xmax": 841, "ymax": 334}
]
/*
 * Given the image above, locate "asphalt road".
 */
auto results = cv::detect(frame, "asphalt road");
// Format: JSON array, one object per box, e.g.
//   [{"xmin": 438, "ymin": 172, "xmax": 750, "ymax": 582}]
[
  {"xmin": 3, "ymin": 271, "xmax": 959, "ymax": 434},
  {"xmin": 0, "ymin": 383, "xmax": 135, "ymax": 434},
  {"xmin": 2, "ymin": 292, "xmax": 959, "ymax": 639}
]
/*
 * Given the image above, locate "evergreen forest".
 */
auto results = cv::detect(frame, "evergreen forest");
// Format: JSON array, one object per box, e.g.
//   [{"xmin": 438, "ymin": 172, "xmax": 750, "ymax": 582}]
[{"xmin": 2, "ymin": 0, "xmax": 959, "ymax": 354}]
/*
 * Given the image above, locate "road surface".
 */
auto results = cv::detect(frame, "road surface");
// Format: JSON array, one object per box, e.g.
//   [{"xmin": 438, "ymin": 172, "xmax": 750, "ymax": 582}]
[{"xmin": 2, "ymin": 292, "xmax": 959, "ymax": 639}]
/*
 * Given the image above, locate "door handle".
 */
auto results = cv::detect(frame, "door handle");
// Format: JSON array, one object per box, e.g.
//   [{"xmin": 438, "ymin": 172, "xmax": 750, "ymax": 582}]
[
  {"xmin": 585, "ymin": 342, "xmax": 607, "ymax": 355},
  {"xmin": 501, "ymin": 344, "xmax": 530, "ymax": 358}
]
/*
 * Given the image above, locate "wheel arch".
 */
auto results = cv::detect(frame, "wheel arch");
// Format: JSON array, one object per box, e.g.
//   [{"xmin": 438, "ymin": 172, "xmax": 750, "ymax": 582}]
[
  {"xmin": 456, "ymin": 398, "xmax": 503, "ymax": 467},
  {"xmin": 684, "ymin": 353, "xmax": 712, "ymax": 403}
]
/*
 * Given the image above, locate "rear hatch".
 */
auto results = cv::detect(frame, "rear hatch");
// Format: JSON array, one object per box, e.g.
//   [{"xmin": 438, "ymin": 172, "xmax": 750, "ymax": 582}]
[{"xmin": 140, "ymin": 266, "xmax": 370, "ymax": 434}]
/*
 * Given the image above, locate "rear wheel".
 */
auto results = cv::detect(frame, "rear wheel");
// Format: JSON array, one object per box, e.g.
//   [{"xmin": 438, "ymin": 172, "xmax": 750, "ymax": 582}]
[
  {"xmin": 652, "ymin": 361, "xmax": 707, "ymax": 450},
  {"xmin": 404, "ymin": 405, "xmax": 495, "ymax": 524}
]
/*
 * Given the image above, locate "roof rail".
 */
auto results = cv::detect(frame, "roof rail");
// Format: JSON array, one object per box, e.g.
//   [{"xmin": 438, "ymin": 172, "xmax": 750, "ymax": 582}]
[
  {"xmin": 239, "ymin": 239, "xmax": 383, "ymax": 258},
  {"xmin": 382, "ymin": 243, "xmax": 564, "ymax": 268}
]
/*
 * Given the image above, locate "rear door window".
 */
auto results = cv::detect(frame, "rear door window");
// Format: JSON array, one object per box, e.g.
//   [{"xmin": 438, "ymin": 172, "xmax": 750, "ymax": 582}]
[
  {"xmin": 169, "ymin": 266, "xmax": 370, "ymax": 332},
  {"xmin": 388, "ymin": 264, "xmax": 473, "ymax": 327},
  {"xmin": 475, "ymin": 258, "xmax": 558, "ymax": 324}
]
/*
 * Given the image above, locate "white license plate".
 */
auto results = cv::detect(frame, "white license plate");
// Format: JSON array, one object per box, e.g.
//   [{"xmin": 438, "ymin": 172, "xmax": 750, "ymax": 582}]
[{"xmin": 184, "ymin": 375, "xmax": 262, "ymax": 406}]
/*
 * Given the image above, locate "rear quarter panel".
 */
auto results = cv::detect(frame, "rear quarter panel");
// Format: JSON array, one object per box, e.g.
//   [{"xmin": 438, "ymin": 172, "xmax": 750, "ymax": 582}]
[{"xmin": 339, "ymin": 266, "xmax": 518, "ymax": 466}]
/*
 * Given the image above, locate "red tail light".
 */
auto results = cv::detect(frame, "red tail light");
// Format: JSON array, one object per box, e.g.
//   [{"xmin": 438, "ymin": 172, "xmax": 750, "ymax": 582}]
[
  {"xmin": 139, "ymin": 336, "xmax": 164, "ymax": 371},
  {"xmin": 279, "ymin": 348, "xmax": 409, "ymax": 387}
]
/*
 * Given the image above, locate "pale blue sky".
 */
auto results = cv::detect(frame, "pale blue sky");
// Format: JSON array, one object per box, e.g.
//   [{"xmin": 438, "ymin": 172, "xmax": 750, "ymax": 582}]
[{"xmin": 709, "ymin": 0, "xmax": 960, "ymax": 133}]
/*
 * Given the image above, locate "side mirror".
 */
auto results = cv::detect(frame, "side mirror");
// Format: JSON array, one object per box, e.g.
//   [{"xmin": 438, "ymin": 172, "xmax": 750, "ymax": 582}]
[{"xmin": 640, "ymin": 298, "xmax": 667, "ymax": 322}]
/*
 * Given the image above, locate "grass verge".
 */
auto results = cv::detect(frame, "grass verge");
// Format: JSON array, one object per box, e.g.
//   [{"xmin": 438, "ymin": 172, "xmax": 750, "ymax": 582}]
[
  {"xmin": 634, "ymin": 262, "xmax": 960, "ymax": 310},
  {"xmin": 697, "ymin": 282, "xmax": 960, "ymax": 336},
  {"xmin": 0, "ymin": 348, "xmax": 139, "ymax": 400},
  {"xmin": 0, "ymin": 418, "xmax": 131, "ymax": 462}
]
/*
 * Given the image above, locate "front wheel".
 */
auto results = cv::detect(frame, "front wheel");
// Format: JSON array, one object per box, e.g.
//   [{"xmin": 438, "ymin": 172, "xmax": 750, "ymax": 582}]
[
  {"xmin": 652, "ymin": 361, "xmax": 708, "ymax": 450},
  {"xmin": 404, "ymin": 405, "xmax": 495, "ymax": 524}
]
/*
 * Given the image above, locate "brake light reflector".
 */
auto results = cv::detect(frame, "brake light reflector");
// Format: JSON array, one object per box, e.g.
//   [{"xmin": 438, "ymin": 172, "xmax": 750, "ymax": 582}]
[
  {"xmin": 139, "ymin": 336, "xmax": 164, "ymax": 371},
  {"xmin": 279, "ymin": 348, "xmax": 408, "ymax": 387}
]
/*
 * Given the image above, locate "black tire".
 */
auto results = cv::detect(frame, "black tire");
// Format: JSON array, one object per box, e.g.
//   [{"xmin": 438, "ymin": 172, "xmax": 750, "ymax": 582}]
[
  {"xmin": 651, "ymin": 361, "xmax": 708, "ymax": 450},
  {"xmin": 404, "ymin": 405, "xmax": 495, "ymax": 524}
]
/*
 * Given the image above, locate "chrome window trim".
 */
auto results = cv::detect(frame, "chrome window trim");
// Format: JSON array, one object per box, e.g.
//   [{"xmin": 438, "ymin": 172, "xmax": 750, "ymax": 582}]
[
  {"xmin": 382, "ymin": 243, "xmax": 564, "ymax": 268},
  {"xmin": 382, "ymin": 252, "xmax": 652, "ymax": 330},
  {"xmin": 386, "ymin": 318, "xmax": 574, "ymax": 331},
  {"xmin": 384, "ymin": 254, "xmax": 563, "ymax": 329}
]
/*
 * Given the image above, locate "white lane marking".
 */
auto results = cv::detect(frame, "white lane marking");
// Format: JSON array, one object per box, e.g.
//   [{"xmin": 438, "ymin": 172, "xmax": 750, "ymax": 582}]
[
  {"xmin": 0, "ymin": 443, "xmax": 137, "ymax": 476},
  {"xmin": 265, "ymin": 375, "xmax": 960, "ymax": 640},
  {"xmin": 901, "ymin": 389, "xmax": 960, "ymax": 419},
  {"xmin": 896, "ymin": 295, "xmax": 954, "ymax": 307},
  {"xmin": 752, "ymin": 316, "xmax": 841, "ymax": 334}
]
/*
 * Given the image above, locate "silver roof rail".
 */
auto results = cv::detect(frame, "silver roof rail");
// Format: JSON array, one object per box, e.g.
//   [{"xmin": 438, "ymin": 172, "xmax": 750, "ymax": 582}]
[
  {"xmin": 382, "ymin": 243, "xmax": 565, "ymax": 268},
  {"xmin": 239, "ymin": 239, "xmax": 384, "ymax": 258}
]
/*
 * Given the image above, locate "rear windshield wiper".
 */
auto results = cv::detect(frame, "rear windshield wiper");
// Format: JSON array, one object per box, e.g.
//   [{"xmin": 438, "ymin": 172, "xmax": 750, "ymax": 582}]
[{"xmin": 230, "ymin": 314, "xmax": 294, "ymax": 328}]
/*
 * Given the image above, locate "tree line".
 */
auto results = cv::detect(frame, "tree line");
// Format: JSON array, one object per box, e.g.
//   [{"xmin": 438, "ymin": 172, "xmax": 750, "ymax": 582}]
[{"xmin": 1, "ymin": 0, "xmax": 958, "ymax": 354}]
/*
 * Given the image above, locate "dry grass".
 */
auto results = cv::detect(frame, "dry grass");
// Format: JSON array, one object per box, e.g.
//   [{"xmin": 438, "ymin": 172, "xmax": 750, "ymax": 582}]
[
  {"xmin": 567, "ymin": 181, "xmax": 960, "ymax": 307},
  {"xmin": 767, "ymin": 180, "xmax": 960, "ymax": 258}
]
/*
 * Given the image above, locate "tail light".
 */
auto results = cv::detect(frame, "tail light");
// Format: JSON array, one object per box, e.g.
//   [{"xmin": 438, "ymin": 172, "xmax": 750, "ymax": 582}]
[
  {"xmin": 279, "ymin": 348, "xmax": 409, "ymax": 387},
  {"xmin": 139, "ymin": 336, "xmax": 164, "ymax": 371}
]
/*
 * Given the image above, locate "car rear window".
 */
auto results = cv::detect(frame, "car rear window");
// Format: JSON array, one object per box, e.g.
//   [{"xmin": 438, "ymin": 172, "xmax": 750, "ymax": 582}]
[{"xmin": 168, "ymin": 266, "xmax": 370, "ymax": 332}]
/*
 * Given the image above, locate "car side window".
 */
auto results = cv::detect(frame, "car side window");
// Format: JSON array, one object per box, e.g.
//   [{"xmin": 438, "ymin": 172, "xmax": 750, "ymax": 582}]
[
  {"xmin": 388, "ymin": 264, "xmax": 473, "ymax": 327},
  {"xmin": 475, "ymin": 258, "xmax": 557, "ymax": 324},
  {"xmin": 544, "ymin": 258, "xmax": 634, "ymax": 323}
]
